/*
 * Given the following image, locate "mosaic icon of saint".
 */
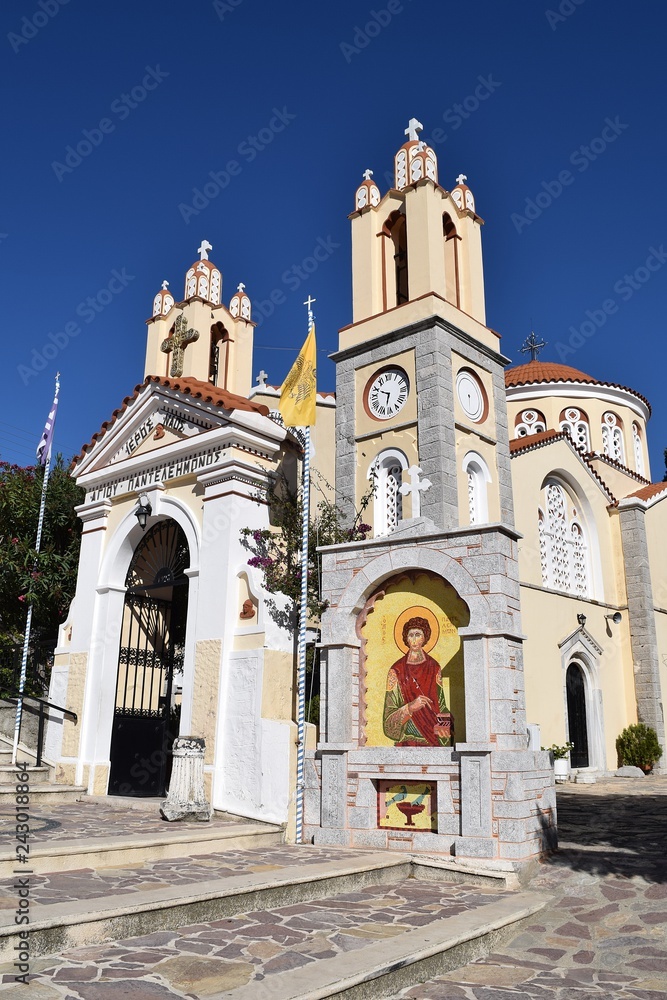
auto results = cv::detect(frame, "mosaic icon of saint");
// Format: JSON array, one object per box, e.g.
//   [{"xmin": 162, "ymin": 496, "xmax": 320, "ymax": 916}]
[{"xmin": 383, "ymin": 616, "xmax": 454, "ymax": 747}]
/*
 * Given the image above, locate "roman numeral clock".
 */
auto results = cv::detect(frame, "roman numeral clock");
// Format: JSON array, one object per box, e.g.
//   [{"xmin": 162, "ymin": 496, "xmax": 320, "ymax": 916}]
[{"xmin": 364, "ymin": 367, "xmax": 409, "ymax": 420}]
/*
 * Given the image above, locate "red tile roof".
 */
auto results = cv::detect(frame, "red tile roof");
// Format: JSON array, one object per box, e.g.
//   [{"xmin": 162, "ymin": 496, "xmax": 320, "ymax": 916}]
[
  {"xmin": 505, "ymin": 360, "xmax": 651, "ymax": 412},
  {"xmin": 626, "ymin": 481, "xmax": 667, "ymax": 502},
  {"xmin": 73, "ymin": 376, "xmax": 270, "ymax": 466},
  {"xmin": 509, "ymin": 430, "xmax": 616, "ymax": 501}
]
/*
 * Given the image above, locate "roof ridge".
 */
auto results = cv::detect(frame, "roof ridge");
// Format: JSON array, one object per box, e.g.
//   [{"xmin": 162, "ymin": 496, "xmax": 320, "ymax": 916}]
[{"xmin": 509, "ymin": 429, "xmax": 616, "ymax": 502}]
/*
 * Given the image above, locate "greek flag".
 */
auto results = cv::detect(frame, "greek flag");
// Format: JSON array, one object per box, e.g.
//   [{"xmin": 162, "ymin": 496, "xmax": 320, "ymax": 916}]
[{"xmin": 36, "ymin": 377, "xmax": 60, "ymax": 466}]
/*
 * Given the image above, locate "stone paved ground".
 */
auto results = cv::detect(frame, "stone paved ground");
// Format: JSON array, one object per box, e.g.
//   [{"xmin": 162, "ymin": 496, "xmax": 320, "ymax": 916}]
[
  {"xmin": 0, "ymin": 800, "xmax": 248, "ymax": 847},
  {"xmin": 395, "ymin": 776, "xmax": 667, "ymax": 999},
  {"xmin": 0, "ymin": 844, "xmax": 368, "ymax": 911},
  {"xmin": 0, "ymin": 879, "xmax": 507, "ymax": 996}
]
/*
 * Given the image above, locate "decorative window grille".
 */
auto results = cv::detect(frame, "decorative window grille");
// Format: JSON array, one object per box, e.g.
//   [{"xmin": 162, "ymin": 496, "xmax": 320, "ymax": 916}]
[
  {"xmin": 602, "ymin": 412, "xmax": 625, "ymax": 463},
  {"xmin": 372, "ymin": 452, "xmax": 405, "ymax": 536},
  {"xmin": 515, "ymin": 409, "xmax": 546, "ymax": 438},
  {"xmin": 560, "ymin": 407, "xmax": 590, "ymax": 451},
  {"xmin": 467, "ymin": 470, "xmax": 477, "ymax": 524},
  {"xmin": 539, "ymin": 482, "xmax": 590, "ymax": 597},
  {"xmin": 632, "ymin": 423, "xmax": 644, "ymax": 476}
]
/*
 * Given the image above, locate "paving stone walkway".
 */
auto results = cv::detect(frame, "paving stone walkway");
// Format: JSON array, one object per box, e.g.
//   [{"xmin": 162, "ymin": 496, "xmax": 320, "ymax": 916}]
[
  {"xmin": 0, "ymin": 878, "xmax": 507, "ymax": 996},
  {"xmin": 0, "ymin": 844, "xmax": 366, "ymax": 911},
  {"xmin": 0, "ymin": 800, "xmax": 247, "ymax": 847},
  {"xmin": 395, "ymin": 776, "xmax": 667, "ymax": 999}
]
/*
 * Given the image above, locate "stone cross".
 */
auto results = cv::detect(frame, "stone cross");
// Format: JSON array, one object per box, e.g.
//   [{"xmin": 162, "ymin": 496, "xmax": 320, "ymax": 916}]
[
  {"xmin": 237, "ymin": 282, "xmax": 246, "ymax": 293},
  {"xmin": 161, "ymin": 314, "xmax": 200, "ymax": 377},
  {"xmin": 363, "ymin": 169, "xmax": 373, "ymax": 181},
  {"xmin": 255, "ymin": 369, "xmax": 268, "ymax": 386},
  {"xmin": 456, "ymin": 173, "xmax": 468, "ymax": 186},
  {"xmin": 161, "ymin": 280, "xmax": 169, "ymax": 290},
  {"xmin": 405, "ymin": 118, "xmax": 423, "ymax": 142},
  {"xmin": 399, "ymin": 465, "xmax": 432, "ymax": 518},
  {"xmin": 197, "ymin": 239, "xmax": 212, "ymax": 261},
  {"xmin": 520, "ymin": 330, "xmax": 547, "ymax": 362}
]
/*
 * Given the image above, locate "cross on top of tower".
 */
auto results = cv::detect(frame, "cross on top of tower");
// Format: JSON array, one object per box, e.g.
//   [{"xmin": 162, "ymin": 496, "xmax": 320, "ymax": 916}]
[
  {"xmin": 255, "ymin": 369, "xmax": 268, "ymax": 386},
  {"xmin": 197, "ymin": 239, "xmax": 212, "ymax": 261},
  {"xmin": 161, "ymin": 280, "xmax": 169, "ymax": 290},
  {"xmin": 456, "ymin": 173, "xmax": 468, "ymax": 186},
  {"xmin": 520, "ymin": 331, "xmax": 547, "ymax": 362},
  {"xmin": 363, "ymin": 168, "xmax": 373, "ymax": 181},
  {"xmin": 404, "ymin": 118, "xmax": 423, "ymax": 143},
  {"xmin": 237, "ymin": 282, "xmax": 246, "ymax": 293}
]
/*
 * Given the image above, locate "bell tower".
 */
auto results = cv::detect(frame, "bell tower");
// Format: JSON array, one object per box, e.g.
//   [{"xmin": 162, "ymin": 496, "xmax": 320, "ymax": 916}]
[
  {"xmin": 144, "ymin": 241, "xmax": 256, "ymax": 397},
  {"xmin": 336, "ymin": 121, "xmax": 513, "ymax": 538}
]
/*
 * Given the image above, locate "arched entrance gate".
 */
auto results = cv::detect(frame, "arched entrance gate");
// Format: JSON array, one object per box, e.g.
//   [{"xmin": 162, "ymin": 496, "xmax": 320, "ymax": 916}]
[{"xmin": 108, "ymin": 520, "xmax": 190, "ymax": 796}]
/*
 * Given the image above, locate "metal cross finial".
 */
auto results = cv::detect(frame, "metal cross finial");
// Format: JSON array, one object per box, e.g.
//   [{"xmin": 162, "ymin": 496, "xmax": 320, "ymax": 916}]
[
  {"xmin": 160, "ymin": 314, "xmax": 200, "ymax": 377},
  {"xmin": 161, "ymin": 280, "xmax": 169, "ymax": 290},
  {"xmin": 255, "ymin": 369, "xmax": 268, "ymax": 386},
  {"xmin": 456, "ymin": 173, "xmax": 468, "ymax": 186},
  {"xmin": 304, "ymin": 295, "xmax": 316, "ymax": 333},
  {"xmin": 197, "ymin": 239, "xmax": 212, "ymax": 261},
  {"xmin": 399, "ymin": 465, "xmax": 432, "ymax": 518},
  {"xmin": 520, "ymin": 330, "xmax": 547, "ymax": 362},
  {"xmin": 237, "ymin": 282, "xmax": 246, "ymax": 293},
  {"xmin": 405, "ymin": 118, "xmax": 424, "ymax": 143},
  {"xmin": 363, "ymin": 168, "xmax": 373, "ymax": 181}
]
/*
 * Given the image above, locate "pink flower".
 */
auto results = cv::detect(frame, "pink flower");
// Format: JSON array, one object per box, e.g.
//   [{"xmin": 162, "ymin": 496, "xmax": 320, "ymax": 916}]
[
  {"xmin": 18, "ymin": 595, "xmax": 25, "ymax": 602},
  {"xmin": 11, "ymin": 538, "xmax": 18, "ymax": 545}
]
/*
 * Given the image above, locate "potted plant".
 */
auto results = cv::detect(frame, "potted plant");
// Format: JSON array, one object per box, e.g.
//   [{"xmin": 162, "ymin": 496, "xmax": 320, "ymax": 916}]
[
  {"xmin": 616, "ymin": 724, "xmax": 663, "ymax": 774},
  {"xmin": 543, "ymin": 742, "xmax": 574, "ymax": 782}
]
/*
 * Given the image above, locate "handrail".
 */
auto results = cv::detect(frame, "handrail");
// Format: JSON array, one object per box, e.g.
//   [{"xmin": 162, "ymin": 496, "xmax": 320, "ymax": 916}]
[
  {"xmin": 3, "ymin": 693, "xmax": 77, "ymax": 767},
  {"xmin": 4, "ymin": 693, "xmax": 77, "ymax": 723}
]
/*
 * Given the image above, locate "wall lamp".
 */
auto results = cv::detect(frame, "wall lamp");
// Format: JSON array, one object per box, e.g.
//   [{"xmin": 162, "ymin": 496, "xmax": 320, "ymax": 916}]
[
  {"xmin": 605, "ymin": 611, "xmax": 622, "ymax": 625},
  {"xmin": 576, "ymin": 613, "xmax": 586, "ymax": 627},
  {"xmin": 134, "ymin": 492, "xmax": 152, "ymax": 530}
]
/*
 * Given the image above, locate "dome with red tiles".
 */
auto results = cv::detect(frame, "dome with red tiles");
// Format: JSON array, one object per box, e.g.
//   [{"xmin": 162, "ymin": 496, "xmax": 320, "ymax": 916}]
[{"xmin": 505, "ymin": 360, "xmax": 598, "ymax": 388}]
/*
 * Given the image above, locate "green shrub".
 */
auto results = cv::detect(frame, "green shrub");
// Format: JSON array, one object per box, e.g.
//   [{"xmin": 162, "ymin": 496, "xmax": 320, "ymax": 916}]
[{"xmin": 616, "ymin": 723, "xmax": 663, "ymax": 768}]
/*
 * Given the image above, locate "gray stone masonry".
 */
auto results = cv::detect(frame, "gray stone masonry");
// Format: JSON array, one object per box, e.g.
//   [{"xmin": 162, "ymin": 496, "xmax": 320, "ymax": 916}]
[
  {"xmin": 331, "ymin": 313, "xmax": 515, "ymax": 533},
  {"xmin": 618, "ymin": 503, "xmax": 666, "ymax": 767},
  {"xmin": 309, "ymin": 521, "xmax": 555, "ymax": 865}
]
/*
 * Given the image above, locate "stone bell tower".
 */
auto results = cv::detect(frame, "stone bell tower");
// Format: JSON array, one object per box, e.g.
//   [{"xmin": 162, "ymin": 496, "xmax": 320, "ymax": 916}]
[
  {"xmin": 304, "ymin": 121, "xmax": 555, "ymax": 865},
  {"xmin": 144, "ymin": 240, "xmax": 255, "ymax": 397}
]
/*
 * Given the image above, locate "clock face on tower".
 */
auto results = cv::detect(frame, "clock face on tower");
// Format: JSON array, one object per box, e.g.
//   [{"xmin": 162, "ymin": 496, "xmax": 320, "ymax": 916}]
[
  {"xmin": 365, "ymin": 367, "xmax": 410, "ymax": 420},
  {"xmin": 456, "ymin": 369, "xmax": 487, "ymax": 423}
]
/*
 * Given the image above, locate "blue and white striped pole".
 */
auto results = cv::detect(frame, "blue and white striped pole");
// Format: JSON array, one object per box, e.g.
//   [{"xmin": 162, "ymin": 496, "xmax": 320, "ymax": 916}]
[{"xmin": 294, "ymin": 298, "xmax": 314, "ymax": 843}]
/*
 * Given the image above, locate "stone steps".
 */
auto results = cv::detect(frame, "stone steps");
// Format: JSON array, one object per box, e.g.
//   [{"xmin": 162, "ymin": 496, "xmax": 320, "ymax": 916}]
[
  {"xmin": 0, "ymin": 782, "xmax": 85, "ymax": 805},
  {"xmin": 0, "ymin": 853, "xmax": 547, "ymax": 997}
]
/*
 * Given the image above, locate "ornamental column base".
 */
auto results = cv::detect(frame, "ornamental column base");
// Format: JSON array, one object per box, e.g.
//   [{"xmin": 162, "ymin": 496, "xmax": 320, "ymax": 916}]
[{"xmin": 160, "ymin": 736, "xmax": 212, "ymax": 822}]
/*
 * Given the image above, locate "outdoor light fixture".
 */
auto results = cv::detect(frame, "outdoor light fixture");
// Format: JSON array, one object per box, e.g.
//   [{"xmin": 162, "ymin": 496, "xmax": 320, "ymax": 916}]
[
  {"xmin": 135, "ymin": 492, "xmax": 152, "ymax": 530},
  {"xmin": 577, "ymin": 613, "xmax": 587, "ymax": 627},
  {"xmin": 605, "ymin": 612, "xmax": 622, "ymax": 625}
]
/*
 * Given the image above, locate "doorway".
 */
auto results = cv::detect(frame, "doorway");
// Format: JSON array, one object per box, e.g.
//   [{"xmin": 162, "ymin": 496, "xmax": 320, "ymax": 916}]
[
  {"xmin": 108, "ymin": 520, "xmax": 189, "ymax": 796},
  {"xmin": 566, "ymin": 661, "xmax": 589, "ymax": 768}
]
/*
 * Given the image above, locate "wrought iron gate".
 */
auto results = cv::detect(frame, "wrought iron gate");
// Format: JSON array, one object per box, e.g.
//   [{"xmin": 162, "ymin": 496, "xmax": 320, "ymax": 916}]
[
  {"xmin": 108, "ymin": 520, "xmax": 189, "ymax": 797},
  {"xmin": 566, "ymin": 662, "xmax": 589, "ymax": 769}
]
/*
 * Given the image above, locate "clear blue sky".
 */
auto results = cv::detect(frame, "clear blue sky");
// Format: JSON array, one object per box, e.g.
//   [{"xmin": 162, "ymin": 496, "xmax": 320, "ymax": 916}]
[{"xmin": 2, "ymin": 0, "xmax": 666, "ymax": 478}]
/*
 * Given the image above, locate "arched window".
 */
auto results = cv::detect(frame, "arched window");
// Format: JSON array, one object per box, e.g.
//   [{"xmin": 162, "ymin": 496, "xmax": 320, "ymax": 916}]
[
  {"xmin": 538, "ymin": 481, "xmax": 590, "ymax": 597},
  {"xmin": 389, "ymin": 213, "xmax": 408, "ymax": 306},
  {"xmin": 515, "ymin": 409, "xmax": 546, "ymax": 438},
  {"xmin": 462, "ymin": 452, "xmax": 491, "ymax": 525},
  {"xmin": 632, "ymin": 422, "xmax": 645, "ymax": 476},
  {"xmin": 601, "ymin": 412, "xmax": 625, "ymax": 464},
  {"xmin": 559, "ymin": 407, "xmax": 590, "ymax": 451},
  {"xmin": 443, "ymin": 214, "xmax": 460, "ymax": 307},
  {"xmin": 370, "ymin": 449, "xmax": 408, "ymax": 536}
]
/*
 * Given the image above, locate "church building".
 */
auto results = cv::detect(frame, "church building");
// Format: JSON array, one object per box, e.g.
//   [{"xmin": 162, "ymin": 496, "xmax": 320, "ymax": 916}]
[{"xmin": 47, "ymin": 121, "xmax": 666, "ymax": 863}]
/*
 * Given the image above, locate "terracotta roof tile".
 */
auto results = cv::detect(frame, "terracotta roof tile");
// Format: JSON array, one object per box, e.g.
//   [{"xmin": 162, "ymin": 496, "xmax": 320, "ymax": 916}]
[
  {"xmin": 626, "ymin": 481, "xmax": 667, "ymax": 502},
  {"xmin": 509, "ymin": 429, "xmax": 616, "ymax": 501},
  {"xmin": 505, "ymin": 360, "xmax": 651, "ymax": 412},
  {"xmin": 73, "ymin": 376, "xmax": 270, "ymax": 466}
]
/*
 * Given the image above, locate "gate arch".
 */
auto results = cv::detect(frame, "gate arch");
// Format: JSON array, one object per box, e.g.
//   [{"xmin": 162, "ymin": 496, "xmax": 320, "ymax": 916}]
[{"xmin": 108, "ymin": 519, "xmax": 190, "ymax": 796}]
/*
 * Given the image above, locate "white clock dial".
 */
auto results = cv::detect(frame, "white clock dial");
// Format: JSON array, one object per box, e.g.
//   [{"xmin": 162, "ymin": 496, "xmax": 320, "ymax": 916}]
[
  {"xmin": 456, "ymin": 370, "xmax": 485, "ymax": 422},
  {"xmin": 367, "ymin": 368, "xmax": 409, "ymax": 420}
]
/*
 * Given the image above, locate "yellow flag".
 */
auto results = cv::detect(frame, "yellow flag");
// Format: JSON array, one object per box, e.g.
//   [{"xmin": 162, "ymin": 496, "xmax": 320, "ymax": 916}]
[{"xmin": 278, "ymin": 325, "xmax": 317, "ymax": 427}]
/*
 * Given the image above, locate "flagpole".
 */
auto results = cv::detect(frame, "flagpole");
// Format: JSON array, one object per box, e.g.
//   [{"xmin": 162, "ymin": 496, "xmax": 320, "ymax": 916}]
[
  {"xmin": 294, "ymin": 300, "xmax": 314, "ymax": 844},
  {"xmin": 13, "ymin": 373, "xmax": 60, "ymax": 764}
]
